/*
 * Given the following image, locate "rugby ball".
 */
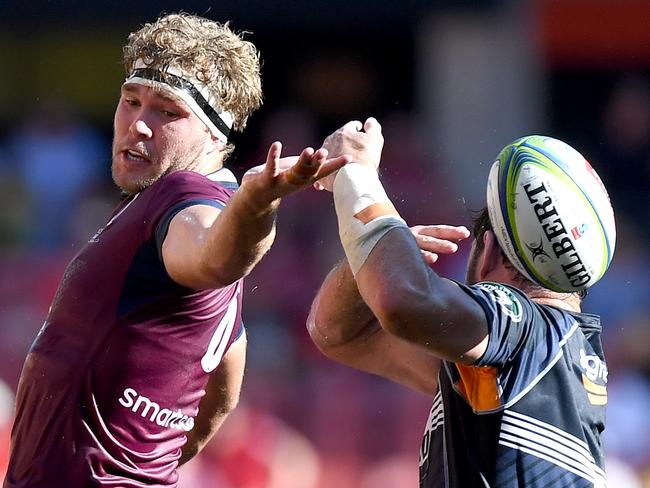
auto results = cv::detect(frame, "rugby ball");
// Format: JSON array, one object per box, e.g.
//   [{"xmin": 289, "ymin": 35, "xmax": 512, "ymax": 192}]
[{"xmin": 486, "ymin": 135, "xmax": 616, "ymax": 292}]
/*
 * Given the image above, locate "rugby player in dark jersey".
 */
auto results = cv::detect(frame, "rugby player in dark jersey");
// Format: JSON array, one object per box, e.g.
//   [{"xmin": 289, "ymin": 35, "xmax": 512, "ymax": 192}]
[
  {"xmin": 4, "ymin": 13, "xmax": 349, "ymax": 488},
  {"xmin": 308, "ymin": 118, "xmax": 610, "ymax": 487}
]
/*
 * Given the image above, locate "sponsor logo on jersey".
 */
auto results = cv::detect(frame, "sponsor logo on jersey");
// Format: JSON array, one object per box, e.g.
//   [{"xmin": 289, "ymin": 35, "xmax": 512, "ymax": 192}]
[
  {"xmin": 477, "ymin": 282, "xmax": 523, "ymax": 322},
  {"xmin": 579, "ymin": 349, "xmax": 608, "ymax": 406},
  {"xmin": 118, "ymin": 387, "xmax": 195, "ymax": 432}
]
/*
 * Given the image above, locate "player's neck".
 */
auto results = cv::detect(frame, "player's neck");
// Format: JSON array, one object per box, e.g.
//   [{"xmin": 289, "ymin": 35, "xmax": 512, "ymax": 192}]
[
  {"xmin": 487, "ymin": 259, "xmax": 582, "ymax": 313},
  {"xmin": 527, "ymin": 288, "xmax": 581, "ymax": 313},
  {"xmin": 191, "ymin": 154, "xmax": 225, "ymax": 177}
]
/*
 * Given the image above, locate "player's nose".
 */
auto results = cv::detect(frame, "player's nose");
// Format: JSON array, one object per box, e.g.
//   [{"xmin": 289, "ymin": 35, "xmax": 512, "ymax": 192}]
[{"xmin": 130, "ymin": 118, "xmax": 153, "ymax": 139}]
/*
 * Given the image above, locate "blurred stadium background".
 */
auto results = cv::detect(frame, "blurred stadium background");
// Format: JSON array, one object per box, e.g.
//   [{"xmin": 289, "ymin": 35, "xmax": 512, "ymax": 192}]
[{"xmin": 1, "ymin": 0, "xmax": 649, "ymax": 486}]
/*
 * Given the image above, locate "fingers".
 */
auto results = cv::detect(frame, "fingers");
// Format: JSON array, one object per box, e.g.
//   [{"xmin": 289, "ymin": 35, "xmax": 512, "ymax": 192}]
[
  {"xmin": 287, "ymin": 145, "xmax": 351, "ymax": 187},
  {"xmin": 341, "ymin": 118, "xmax": 381, "ymax": 135},
  {"xmin": 286, "ymin": 147, "xmax": 317, "ymax": 185},
  {"xmin": 343, "ymin": 120, "xmax": 363, "ymax": 133},
  {"xmin": 413, "ymin": 225, "xmax": 470, "ymax": 241},
  {"xmin": 316, "ymin": 154, "xmax": 351, "ymax": 179},
  {"xmin": 363, "ymin": 117, "xmax": 382, "ymax": 136},
  {"xmin": 411, "ymin": 225, "xmax": 470, "ymax": 254},
  {"xmin": 265, "ymin": 141, "xmax": 283, "ymax": 177},
  {"xmin": 420, "ymin": 250, "xmax": 439, "ymax": 265},
  {"xmin": 414, "ymin": 234, "xmax": 459, "ymax": 254}
]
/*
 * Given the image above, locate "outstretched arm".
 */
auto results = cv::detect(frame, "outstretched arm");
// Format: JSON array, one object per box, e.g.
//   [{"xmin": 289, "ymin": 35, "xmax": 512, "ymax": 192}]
[
  {"xmin": 308, "ymin": 225, "xmax": 469, "ymax": 394},
  {"xmin": 162, "ymin": 143, "xmax": 350, "ymax": 289}
]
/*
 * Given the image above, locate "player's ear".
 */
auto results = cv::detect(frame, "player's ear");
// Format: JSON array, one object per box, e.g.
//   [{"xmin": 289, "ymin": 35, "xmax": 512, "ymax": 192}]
[{"xmin": 477, "ymin": 230, "xmax": 502, "ymax": 281}]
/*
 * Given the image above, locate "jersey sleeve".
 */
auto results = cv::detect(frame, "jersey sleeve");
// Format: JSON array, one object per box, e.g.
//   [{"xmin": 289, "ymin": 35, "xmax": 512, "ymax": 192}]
[
  {"xmin": 141, "ymin": 171, "xmax": 237, "ymax": 259},
  {"xmin": 453, "ymin": 281, "xmax": 580, "ymax": 407},
  {"xmin": 460, "ymin": 282, "xmax": 536, "ymax": 367},
  {"xmin": 154, "ymin": 198, "xmax": 226, "ymax": 260}
]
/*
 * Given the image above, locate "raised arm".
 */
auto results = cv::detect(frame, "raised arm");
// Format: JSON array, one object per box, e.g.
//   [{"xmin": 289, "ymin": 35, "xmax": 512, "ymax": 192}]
[
  {"xmin": 321, "ymin": 118, "xmax": 489, "ymax": 365},
  {"xmin": 355, "ymin": 227, "xmax": 488, "ymax": 363},
  {"xmin": 308, "ymin": 224, "xmax": 470, "ymax": 394},
  {"xmin": 162, "ymin": 143, "xmax": 349, "ymax": 289}
]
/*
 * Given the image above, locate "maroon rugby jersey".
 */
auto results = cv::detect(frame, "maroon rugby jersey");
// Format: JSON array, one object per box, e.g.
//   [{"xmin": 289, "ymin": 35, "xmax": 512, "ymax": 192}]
[{"xmin": 5, "ymin": 169, "xmax": 244, "ymax": 487}]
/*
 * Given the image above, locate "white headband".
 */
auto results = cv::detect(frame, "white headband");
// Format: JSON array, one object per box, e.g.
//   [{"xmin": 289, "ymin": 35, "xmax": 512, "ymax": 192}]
[{"xmin": 124, "ymin": 59, "xmax": 234, "ymax": 143}]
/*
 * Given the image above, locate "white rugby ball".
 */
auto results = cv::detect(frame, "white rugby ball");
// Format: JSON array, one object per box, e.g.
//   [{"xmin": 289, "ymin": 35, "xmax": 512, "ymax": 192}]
[{"xmin": 486, "ymin": 135, "xmax": 616, "ymax": 292}]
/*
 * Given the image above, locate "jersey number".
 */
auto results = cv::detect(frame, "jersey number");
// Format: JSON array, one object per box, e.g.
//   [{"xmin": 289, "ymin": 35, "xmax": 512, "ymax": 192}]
[{"xmin": 201, "ymin": 292, "xmax": 239, "ymax": 373}]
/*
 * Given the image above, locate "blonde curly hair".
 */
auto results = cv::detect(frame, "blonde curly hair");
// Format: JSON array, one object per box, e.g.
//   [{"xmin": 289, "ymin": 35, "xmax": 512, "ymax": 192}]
[{"xmin": 123, "ymin": 13, "xmax": 262, "ymax": 133}]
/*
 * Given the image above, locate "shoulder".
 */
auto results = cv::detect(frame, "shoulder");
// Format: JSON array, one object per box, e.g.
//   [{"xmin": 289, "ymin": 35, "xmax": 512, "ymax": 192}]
[
  {"xmin": 139, "ymin": 169, "xmax": 238, "ymax": 239},
  {"xmin": 457, "ymin": 281, "xmax": 532, "ymax": 324},
  {"xmin": 146, "ymin": 169, "xmax": 239, "ymax": 216},
  {"xmin": 151, "ymin": 169, "xmax": 238, "ymax": 202}
]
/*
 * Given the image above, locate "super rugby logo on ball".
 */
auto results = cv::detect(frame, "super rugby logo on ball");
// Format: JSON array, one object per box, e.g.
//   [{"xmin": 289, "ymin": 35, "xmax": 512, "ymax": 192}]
[{"xmin": 486, "ymin": 135, "xmax": 616, "ymax": 292}]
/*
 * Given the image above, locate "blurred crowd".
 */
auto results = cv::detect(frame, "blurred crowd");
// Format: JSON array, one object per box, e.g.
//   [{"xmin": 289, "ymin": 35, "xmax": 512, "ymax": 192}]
[{"xmin": 0, "ymin": 72, "xmax": 649, "ymax": 487}]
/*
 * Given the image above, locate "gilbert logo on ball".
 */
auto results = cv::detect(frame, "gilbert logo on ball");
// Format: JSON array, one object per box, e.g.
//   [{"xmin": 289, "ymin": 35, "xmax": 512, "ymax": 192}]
[{"xmin": 486, "ymin": 135, "xmax": 616, "ymax": 292}]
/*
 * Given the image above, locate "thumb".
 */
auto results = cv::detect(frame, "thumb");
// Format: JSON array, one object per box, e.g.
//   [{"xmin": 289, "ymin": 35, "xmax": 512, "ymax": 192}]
[
  {"xmin": 363, "ymin": 117, "xmax": 382, "ymax": 135},
  {"xmin": 265, "ymin": 141, "xmax": 282, "ymax": 177}
]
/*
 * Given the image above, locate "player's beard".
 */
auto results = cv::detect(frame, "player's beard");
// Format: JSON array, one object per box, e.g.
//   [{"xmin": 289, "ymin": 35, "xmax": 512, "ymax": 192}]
[{"xmin": 111, "ymin": 141, "xmax": 204, "ymax": 194}]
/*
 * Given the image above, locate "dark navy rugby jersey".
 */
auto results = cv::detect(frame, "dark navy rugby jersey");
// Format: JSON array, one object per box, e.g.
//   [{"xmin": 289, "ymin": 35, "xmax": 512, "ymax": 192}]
[
  {"xmin": 420, "ymin": 282, "xmax": 607, "ymax": 488},
  {"xmin": 5, "ymin": 169, "xmax": 244, "ymax": 488}
]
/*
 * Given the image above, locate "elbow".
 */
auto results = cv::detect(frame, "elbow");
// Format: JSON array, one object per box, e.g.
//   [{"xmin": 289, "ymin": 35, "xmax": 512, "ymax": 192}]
[
  {"xmin": 305, "ymin": 300, "xmax": 360, "ymax": 360},
  {"xmin": 370, "ymin": 281, "xmax": 438, "ymax": 340},
  {"xmin": 221, "ymin": 394, "xmax": 240, "ymax": 417},
  {"xmin": 196, "ymin": 257, "xmax": 249, "ymax": 289},
  {"xmin": 306, "ymin": 306, "xmax": 338, "ymax": 359}
]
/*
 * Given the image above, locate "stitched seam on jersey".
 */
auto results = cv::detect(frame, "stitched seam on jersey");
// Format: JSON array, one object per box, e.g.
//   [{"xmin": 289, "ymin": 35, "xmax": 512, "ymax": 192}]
[
  {"xmin": 91, "ymin": 193, "xmax": 141, "ymax": 243},
  {"xmin": 107, "ymin": 193, "xmax": 141, "ymax": 232}
]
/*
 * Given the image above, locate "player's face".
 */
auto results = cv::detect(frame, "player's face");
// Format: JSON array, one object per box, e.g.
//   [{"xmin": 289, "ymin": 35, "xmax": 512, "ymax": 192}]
[{"xmin": 112, "ymin": 83, "xmax": 213, "ymax": 194}]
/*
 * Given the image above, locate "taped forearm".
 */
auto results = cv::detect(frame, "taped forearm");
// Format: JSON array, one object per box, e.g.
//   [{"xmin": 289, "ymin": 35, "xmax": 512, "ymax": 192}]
[{"xmin": 333, "ymin": 163, "xmax": 407, "ymax": 274}]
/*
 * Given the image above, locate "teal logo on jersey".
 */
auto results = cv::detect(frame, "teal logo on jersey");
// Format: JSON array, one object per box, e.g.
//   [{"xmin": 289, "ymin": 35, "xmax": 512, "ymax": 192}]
[{"xmin": 477, "ymin": 282, "xmax": 523, "ymax": 322}]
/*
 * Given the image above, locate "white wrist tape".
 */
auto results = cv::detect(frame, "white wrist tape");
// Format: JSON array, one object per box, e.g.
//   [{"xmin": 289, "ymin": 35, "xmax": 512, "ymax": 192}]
[{"xmin": 333, "ymin": 163, "xmax": 407, "ymax": 275}]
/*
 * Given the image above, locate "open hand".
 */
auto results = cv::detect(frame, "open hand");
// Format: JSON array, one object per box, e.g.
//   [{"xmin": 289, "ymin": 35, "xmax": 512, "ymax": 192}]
[{"xmin": 242, "ymin": 141, "xmax": 351, "ymax": 206}]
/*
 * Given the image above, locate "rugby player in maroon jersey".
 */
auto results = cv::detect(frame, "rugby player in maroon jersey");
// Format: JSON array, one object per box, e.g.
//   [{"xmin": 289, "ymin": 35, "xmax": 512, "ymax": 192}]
[{"xmin": 4, "ymin": 13, "xmax": 349, "ymax": 488}]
